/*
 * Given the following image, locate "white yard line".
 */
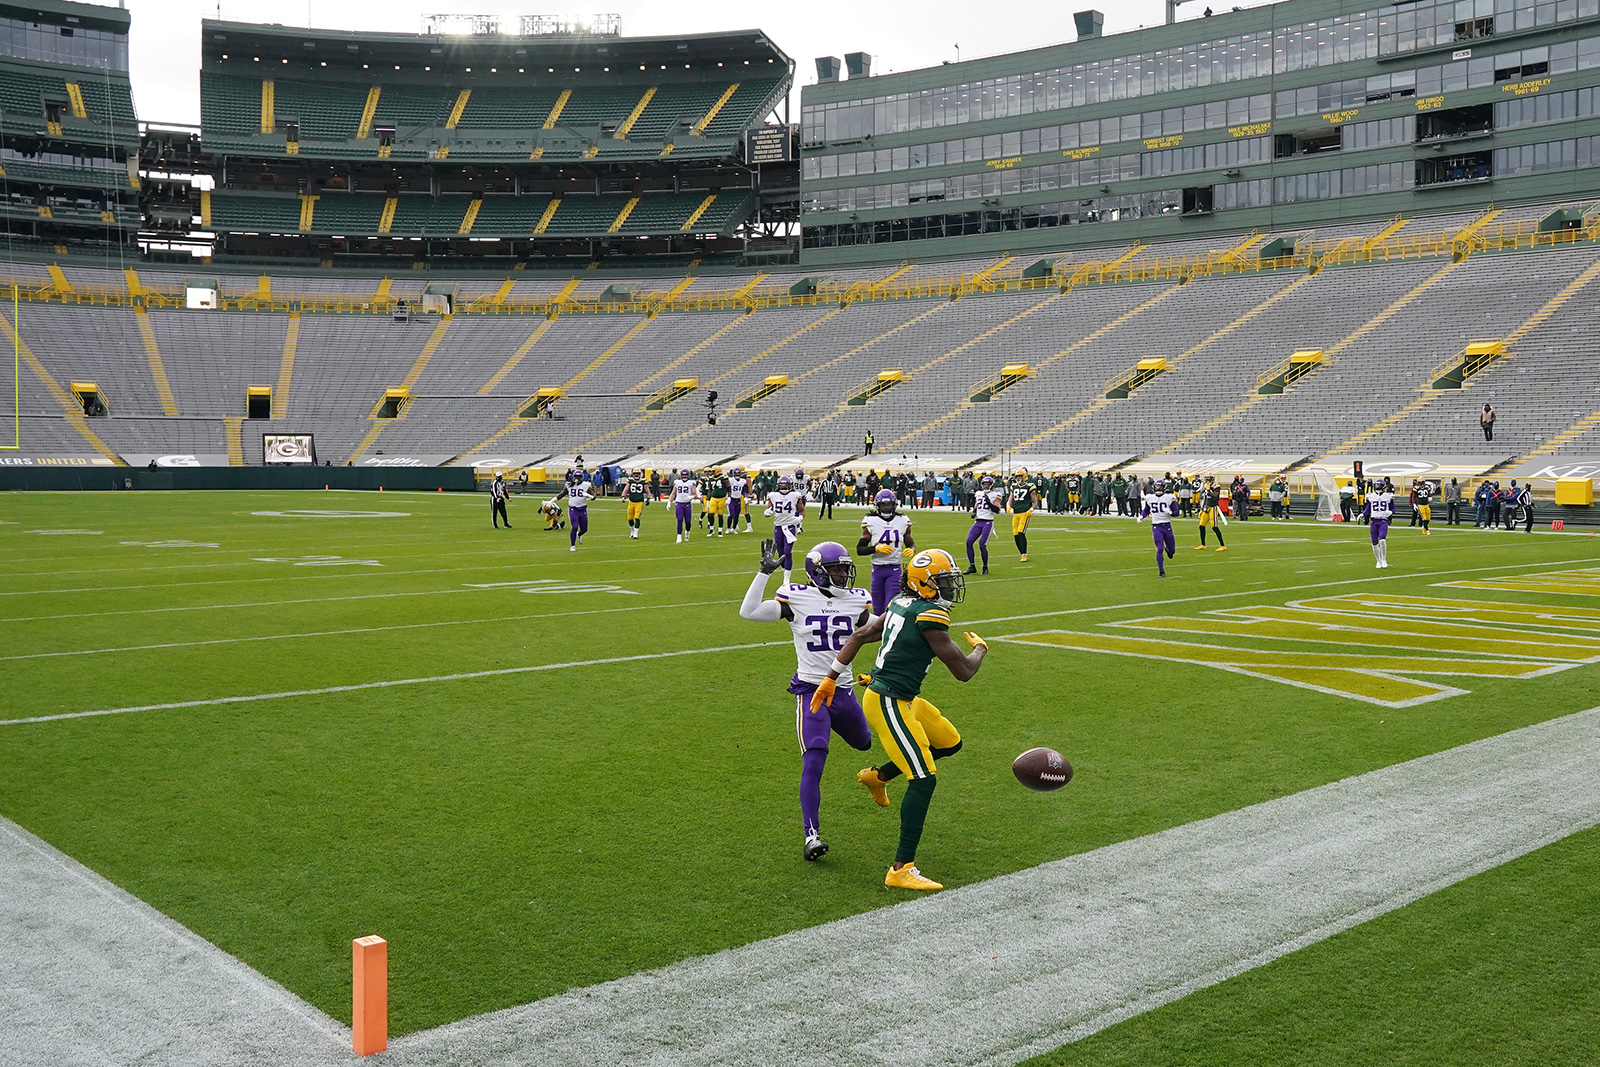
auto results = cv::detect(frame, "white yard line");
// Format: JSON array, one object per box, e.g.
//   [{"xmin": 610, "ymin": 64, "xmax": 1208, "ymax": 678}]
[{"xmin": 5, "ymin": 706, "xmax": 1599, "ymax": 1067}]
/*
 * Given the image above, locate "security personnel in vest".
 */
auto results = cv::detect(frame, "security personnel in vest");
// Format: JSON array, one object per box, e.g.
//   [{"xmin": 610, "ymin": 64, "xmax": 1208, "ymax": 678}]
[{"xmin": 864, "ymin": 429, "xmax": 875, "ymax": 455}]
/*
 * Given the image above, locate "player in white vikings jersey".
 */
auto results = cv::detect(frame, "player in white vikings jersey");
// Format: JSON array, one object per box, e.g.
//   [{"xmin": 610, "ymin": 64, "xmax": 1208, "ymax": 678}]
[
  {"xmin": 765, "ymin": 474, "xmax": 807, "ymax": 584},
  {"xmin": 671, "ymin": 468, "xmax": 699, "ymax": 544},
  {"xmin": 739, "ymin": 539, "xmax": 874, "ymax": 861},
  {"xmin": 1139, "ymin": 478, "xmax": 1179, "ymax": 577},
  {"xmin": 859, "ymin": 488, "xmax": 914, "ymax": 614},
  {"xmin": 565, "ymin": 476, "xmax": 595, "ymax": 551},
  {"xmin": 1362, "ymin": 477, "xmax": 1396, "ymax": 569},
  {"xmin": 727, "ymin": 467, "xmax": 750, "ymax": 534},
  {"xmin": 964, "ymin": 476, "xmax": 1005, "ymax": 575}
]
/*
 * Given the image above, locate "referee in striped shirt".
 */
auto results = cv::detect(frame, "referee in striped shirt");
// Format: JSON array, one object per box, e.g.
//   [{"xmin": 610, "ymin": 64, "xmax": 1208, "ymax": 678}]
[{"xmin": 491, "ymin": 472, "xmax": 511, "ymax": 528}]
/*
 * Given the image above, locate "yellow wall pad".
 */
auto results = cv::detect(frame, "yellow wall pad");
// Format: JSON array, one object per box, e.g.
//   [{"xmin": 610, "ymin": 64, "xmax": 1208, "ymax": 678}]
[
  {"xmin": 886, "ymin": 282, "xmax": 1183, "ymax": 452},
  {"xmin": 615, "ymin": 87, "xmax": 656, "ymax": 138},
  {"xmin": 134, "ymin": 307, "xmax": 179, "ymax": 416},
  {"xmin": 0, "ymin": 311, "xmax": 120, "ymax": 462},
  {"xmin": 260, "ymin": 80, "xmax": 274, "ymax": 133},
  {"xmin": 1330, "ymin": 251, "xmax": 1600, "ymax": 457},
  {"xmin": 692, "ymin": 83, "xmax": 739, "ymax": 134},
  {"xmin": 356, "ymin": 86, "xmax": 381, "ymax": 139},
  {"xmin": 477, "ymin": 320, "xmax": 553, "ymax": 395},
  {"xmin": 774, "ymin": 289, "xmax": 1068, "ymax": 453},
  {"xmin": 46, "ymin": 264, "xmax": 72, "ymax": 292},
  {"xmin": 273, "ymin": 310, "xmax": 299, "ymax": 419},
  {"xmin": 223, "ymin": 416, "xmax": 244, "ymax": 466},
  {"xmin": 446, "ymin": 89, "xmax": 470, "ymax": 129}
]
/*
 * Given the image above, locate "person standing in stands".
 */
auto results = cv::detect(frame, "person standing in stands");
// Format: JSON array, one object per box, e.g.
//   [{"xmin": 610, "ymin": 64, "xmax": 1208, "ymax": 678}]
[
  {"xmin": 490, "ymin": 471, "xmax": 511, "ymax": 529},
  {"xmin": 1445, "ymin": 478, "xmax": 1462, "ymax": 525},
  {"xmin": 1481, "ymin": 403, "xmax": 1496, "ymax": 442},
  {"xmin": 864, "ymin": 429, "xmax": 875, "ymax": 455}
]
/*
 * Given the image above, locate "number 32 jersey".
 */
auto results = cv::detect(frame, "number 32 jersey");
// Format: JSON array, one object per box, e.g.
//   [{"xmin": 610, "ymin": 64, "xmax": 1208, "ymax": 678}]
[{"xmin": 775, "ymin": 582, "xmax": 871, "ymax": 684}]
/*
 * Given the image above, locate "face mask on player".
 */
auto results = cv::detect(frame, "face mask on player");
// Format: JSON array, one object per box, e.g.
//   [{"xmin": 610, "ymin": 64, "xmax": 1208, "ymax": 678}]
[
  {"xmin": 804, "ymin": 541, "xmax": 856, "ymax": 594},
  {"xmin": 874, "ymin": 489, "xmax": 897, "ymax": 518},
  {"xmin": 777, "ymin": 476, "xmax": 793, "ymax": 492}
]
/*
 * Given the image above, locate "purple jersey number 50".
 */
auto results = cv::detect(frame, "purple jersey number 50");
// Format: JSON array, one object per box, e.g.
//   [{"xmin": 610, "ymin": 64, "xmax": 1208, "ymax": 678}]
[{"xmin": 803, "ymin": 614, "xmax": 853, "ymax": 652}]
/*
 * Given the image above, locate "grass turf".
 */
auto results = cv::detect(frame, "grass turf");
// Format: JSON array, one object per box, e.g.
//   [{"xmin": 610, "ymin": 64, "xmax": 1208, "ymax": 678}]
[{"xmin": 1, "ymin": 490, "xmax": 1597, "ymax": 1038}]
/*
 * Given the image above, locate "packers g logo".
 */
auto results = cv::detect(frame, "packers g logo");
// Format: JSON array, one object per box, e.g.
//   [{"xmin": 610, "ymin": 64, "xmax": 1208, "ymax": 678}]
[{"xmin": 911, "ymin": 551, "xmax": 934, "ymax": 568}]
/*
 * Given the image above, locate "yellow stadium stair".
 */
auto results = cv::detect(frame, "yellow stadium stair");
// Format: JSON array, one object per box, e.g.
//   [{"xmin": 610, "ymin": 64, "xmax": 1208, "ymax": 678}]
[
  {"xmin": 693, "ymin": 84, "xmax": 739, "ymax": 135},
  {"xmin": 534, "ymin": 197, "xmax": 561, "ymax": 235},
  {"xmin": 887, "ymin": 282, "xmax": 1185, "ymax": 451},
  {"xmin": 378, "ymin": 197, "xmax": 398, "ymax": 234},
  {"xmin": 1329, "ymin": 251, "xmax": 1600, "ymax": 457},
  {"xmin": 446, "ymin": 89, "xmax": 470, "ymax": 129},
  {"xmin": 63, "ymin": 82, "xmax": 86, "ymax": 118},
  {"xmin": 297, "ymin": 195, "xmax": 317, "ymax": 232},
  {"xmin": 969, "ymin": 256, "xmax": 1014, "ymax": 284},
  {"xmin": 1147, "ymin": 259, "xmax": 1464, "ymax": 455},
  {"xmin": 680, "ymin": 195, "xmax": 716, "ymax": 231},
  {"xmin": 465, "ymin": 314, "xmax": 652, "ymax": 456},
  {"xmin": 458, "ymin": 197, "xmax": 482, "ymax": 235},
  {"xmin": 134, "ymin": 306, "xmax": 179, "ymax": 416},
  {"xmin": 356, "ymin": 87, "xmax": 381, "ymax": 139},
  {"xmin": 607, "ymin": 197, "xmax": 640, "ymax": 233},
  {"xmin": 1361, "ymin": 215, "xmax": 1408, "ymax": 251},
  {"xmin": 765, "ymin": 289, "xmax": 1069, "ymax": 452},
  {"xmin": 200, "ymin": 190, "xmax": 212, "ymax": 227},
  {"xmin": 348, "ymin": 315, "xmax": 454, "ymax": 464},
  {"xmin": 1013, "ymin": 272, "xmax": 1322, "ymax": 451},
  {"xmin": 273, "ymin": 310, "xmax": 299, "ymax": 418},
  {"xmin": 46, "ymin": 264, "xmax": 73, "ymax": 292},
  {"xmin": 223, "ymin": 417, "xmax": 244, "ymax": 466},
  {"xmin": 479, "ymin": 320, "xmax": 554, "ymax": 395},
  {"xmin": 260, "ymin": 80, "xmax": 274, "ymax": 133},
  {"xmin": 542, "ymin": 89, "xmax": 571, "ymax": 129},
  {"xmin": 662, "ymin": 277, "xmax": 696, "ymax": 300},
  {"xmin": 573, "ymin": 315, "xmax": 756, "ymax": 452},
  {"xmin": 0, "ymin": 310, "xmax": 120, "ymax": 463},
  {"xmin": 615, "ymin": 87, "xmax": 656, "ymax": 138}
]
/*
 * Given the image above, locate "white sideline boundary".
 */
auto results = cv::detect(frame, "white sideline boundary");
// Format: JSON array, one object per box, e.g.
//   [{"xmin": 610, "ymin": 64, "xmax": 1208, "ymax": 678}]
[{"xmin": 5, "ymin": 707, "xmax": 1600, "ymax": 1066}]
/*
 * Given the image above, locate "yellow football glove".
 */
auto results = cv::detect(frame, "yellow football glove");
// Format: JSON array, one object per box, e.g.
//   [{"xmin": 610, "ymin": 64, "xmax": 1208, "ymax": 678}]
[
  {"xmin": 901, "ymin": 547, "xmax": 914, "ymax": 559},
  {"xmin": 855, "ymin": 672, "xmax": 874, "ymax": 687},
  {"xmin": 963, "ymin": 631, "xmax": 989, "ymax": 652},
  {"xmin": 874, "ymin": 543, "xmax": 895, "ymax": 554},
  {"xmin": 809, "ymin": 676, "xmax": 837, "ymax": 712}
]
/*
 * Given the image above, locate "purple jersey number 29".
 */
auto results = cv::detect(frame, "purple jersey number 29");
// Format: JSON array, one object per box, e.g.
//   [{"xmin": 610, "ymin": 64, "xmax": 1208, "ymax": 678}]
[{"xmin": 803, "ymin": 614, "xmax": 853, "ymax": 652}]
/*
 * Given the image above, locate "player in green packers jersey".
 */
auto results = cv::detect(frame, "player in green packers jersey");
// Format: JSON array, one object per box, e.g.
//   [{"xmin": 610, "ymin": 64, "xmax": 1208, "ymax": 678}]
[
  {"xmin": 812, "ymin": 548, "xmax": 987, "ymax": 891},
  {"xmin": 624, "ymin": 470, "xmax": 649, "ymax": 540},
  {"xmin": 1007, "ymin": 471, "xmax": 1037, "ymax": 562},
  {"xmin": 704, "ymin": 467, "xmax": 730, "ymax": 535}
]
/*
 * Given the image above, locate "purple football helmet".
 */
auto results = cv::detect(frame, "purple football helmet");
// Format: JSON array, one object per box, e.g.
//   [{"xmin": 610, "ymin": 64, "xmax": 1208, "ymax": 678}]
[
  {"xmin": 679, "ymin": 468, "xmax": 691, "ymax": 478},
  {"xmin": 980, "ymin": 475, "xmax": 994, "ymax": 489},
  {"xmin": 1154, "ymin": 478, "xmax": 1168, "ymax": 493},
  {"xmin": 804, "ymin": 540, "xmax": 856, "ymax": 594},
  {"xmin": 874, "ymin": 488, "xmax": 897, "ymax": 518},
  {"xmin": 777, "ymin": 475, "xmax": 793, "ymax": 492}
]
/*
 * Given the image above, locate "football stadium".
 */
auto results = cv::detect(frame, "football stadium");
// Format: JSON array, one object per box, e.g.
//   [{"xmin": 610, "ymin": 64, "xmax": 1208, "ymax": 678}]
[{"xmin": 4, "ymin": 0, "xmax": 1600, "ymax": 1062}]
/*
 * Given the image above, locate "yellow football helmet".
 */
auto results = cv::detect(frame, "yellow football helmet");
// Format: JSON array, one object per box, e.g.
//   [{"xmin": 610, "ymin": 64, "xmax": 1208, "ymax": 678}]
[{"xmin": 905, "ymin": 548, "xmax": 965, "ymax": 608}]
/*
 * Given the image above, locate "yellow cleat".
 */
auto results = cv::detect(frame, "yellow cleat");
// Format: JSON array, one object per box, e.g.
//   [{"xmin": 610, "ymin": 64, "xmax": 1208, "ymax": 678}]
[
  {"xmin": 1216, "ymin": 545, "xmax": 1228, "ymax": 552},
  {"xmin": 858, "ymin": 767, "xmax": 890, "ymax": 808},
  {"xmin": 1194, "ymin": 545, "xmax": 1209, "ymax": 550},
  {"xmin": 1019, "ymin": 553, "xmax": 1028, "ymax": 562},
  {"xmin": 885, "ymin": 864, "xmax": 943, "ymax": 890}
]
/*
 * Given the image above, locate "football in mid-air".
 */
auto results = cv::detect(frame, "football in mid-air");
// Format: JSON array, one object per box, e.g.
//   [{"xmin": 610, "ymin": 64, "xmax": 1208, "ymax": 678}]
[{"xmin": 1012, "ymin": 747, "xmax": 1072, "ymax": 792}]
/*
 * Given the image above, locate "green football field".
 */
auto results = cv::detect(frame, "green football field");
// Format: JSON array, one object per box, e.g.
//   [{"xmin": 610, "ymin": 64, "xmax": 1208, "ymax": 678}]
[{"xmin": 2, "ymin": 489, "xmax": 1598, "ymax": 1060}]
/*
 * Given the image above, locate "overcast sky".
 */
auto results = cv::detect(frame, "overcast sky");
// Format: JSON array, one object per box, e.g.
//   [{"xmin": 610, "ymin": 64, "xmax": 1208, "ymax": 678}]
[{"xmin": 126, "ymin": 0, "xmax": 1279, "ymax": 126}]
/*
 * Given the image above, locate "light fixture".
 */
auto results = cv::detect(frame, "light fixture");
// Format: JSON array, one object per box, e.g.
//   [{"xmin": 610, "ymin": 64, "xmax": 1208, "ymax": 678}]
[
  {"xmin": 282, "ymin": 58, "xmax": 288, "ymax": 63},
  {"xmin": 221, "ymin": 53, "xmax": 228, "ymax": 59},
  {"xmin": 424, "ymin": 65, "xmax": 430, "ymax": 70},
  {"xmin": 320, "ymin": 61, "xmax": 326, "ymax": 66},
  {"xmin": 252, "ymin": 56, "xmax": 259, "ymax": 62},
  {"xmin": 363, "ymin": 63, "xmax": 369, "ymax": 69}
]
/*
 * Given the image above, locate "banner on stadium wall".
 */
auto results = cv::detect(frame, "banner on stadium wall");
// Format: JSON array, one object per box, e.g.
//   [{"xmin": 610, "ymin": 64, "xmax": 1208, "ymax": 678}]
[
  {"xmin": 1122, "ymin": 454, "xmax": 1308, "ymax": 476},
  {"xmin": 451, "ymin": 453, "xmax": 548, "ymax": 470},
  {"xmin": 354, "ymin": 454, "xmax": 455, "ymax": 467},
  {"xmin": 1502, "ymin": 455, "xmax": 1600, "ymax": 483},
  {"xmin": 1004, "ymin": 454, "xmax": 1137, "ymax": 474},
  {"xmin": 541, "ymin": 452, "xmax": 628, "ymax": 471},
  {"xmin": 1306, "ymin": 454, "xmax": 1510, "ymax": 479},
  {"xmin": 122, "ymin": 453, "xmax": 233, "ymax": 468},
  {"xmin": 622, "ymin": 453, "xmax": 739, "ymax": 473},
  {"xmin": 836, "ymin": 454, "xmax": 989, "ymax": 473},
  {"xmin": 0, "ymin": 455, "xmax": 116, "ymax": 466},
  {"xmin": 728, "ymin": 453, "xmax": 854, "ymax": 474}
]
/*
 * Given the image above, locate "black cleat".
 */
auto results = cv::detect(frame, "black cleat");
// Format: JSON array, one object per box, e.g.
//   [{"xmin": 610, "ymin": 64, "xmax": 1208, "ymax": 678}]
[
  {"xmin": 804, "ymin": 835, "xmax": 829, "ymax": 861},
  {"xmin": 981, "ymin": 567, "xmax": 989, "ymax": 575},
  {"xmin": 964, "ymin": 565, "xmax": 978, "ymax": 575}
]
